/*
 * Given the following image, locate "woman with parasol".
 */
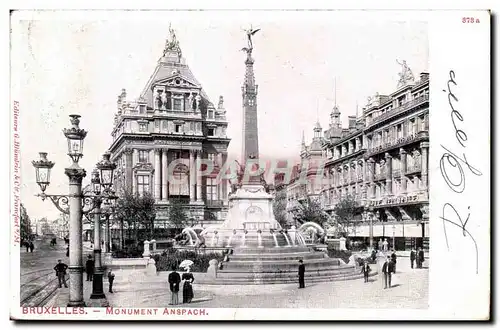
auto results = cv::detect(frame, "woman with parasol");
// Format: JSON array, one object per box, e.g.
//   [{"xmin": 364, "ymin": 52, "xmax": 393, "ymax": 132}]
[{"xmin": 179, "ymin": 260, "xmax": 195, "ymax": 303}]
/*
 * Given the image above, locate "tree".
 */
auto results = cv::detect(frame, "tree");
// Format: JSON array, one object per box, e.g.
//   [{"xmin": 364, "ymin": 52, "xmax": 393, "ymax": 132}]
[
  {"xmin": 114, "ymin": 187, "xmax": 157, "ymax": 245},
  {"xmin": 273, "ymin": 189, "xmax": 289, "ymax": 228},
  {"xmin": 20, "ymin": 203, "xmax": 32, "ymax": 240},
  {"xmin": 168, "ymin": 198, "xmax": 189, "ymax": 232},
  {"xmin": 294, "ymin": 196, "xmax": 328, "ymax": 227},
  {"xmin": 332, "ymin": 195, "xmax": 360, "ymax": 237}
]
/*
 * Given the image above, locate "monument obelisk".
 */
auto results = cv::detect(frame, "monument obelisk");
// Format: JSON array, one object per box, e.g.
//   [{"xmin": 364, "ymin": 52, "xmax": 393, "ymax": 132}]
[{"xmin": 241, "ymin": 27, "xmax": 260, "ymax": 166}]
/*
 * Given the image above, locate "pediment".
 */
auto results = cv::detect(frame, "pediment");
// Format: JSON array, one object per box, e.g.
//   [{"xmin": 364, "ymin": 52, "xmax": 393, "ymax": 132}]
[{"xmin": 154, "ymin": 74, "xmax": 200, "ymax": 90}]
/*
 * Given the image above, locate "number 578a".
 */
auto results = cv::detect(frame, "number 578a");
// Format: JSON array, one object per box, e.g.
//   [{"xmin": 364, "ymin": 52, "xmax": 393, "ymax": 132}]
[{"xmin": 462, "ymin": 17, "xmax": 481, "ymax": 23}]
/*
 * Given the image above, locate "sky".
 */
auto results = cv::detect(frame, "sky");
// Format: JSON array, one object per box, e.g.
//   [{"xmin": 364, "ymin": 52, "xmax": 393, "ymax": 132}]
[{"xmin": 11, "ymin": 10, "xmax": 428, "ymax": 220}]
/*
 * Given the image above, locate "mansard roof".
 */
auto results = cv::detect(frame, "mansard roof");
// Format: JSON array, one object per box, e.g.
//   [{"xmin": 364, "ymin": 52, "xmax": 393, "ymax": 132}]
[{"xmin": 139, "ymin": 27, "xmax": 213, "ymax": 110}]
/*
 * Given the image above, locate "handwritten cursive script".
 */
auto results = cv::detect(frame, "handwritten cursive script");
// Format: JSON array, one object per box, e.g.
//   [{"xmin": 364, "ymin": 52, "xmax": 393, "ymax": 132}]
[{"xmin": 440, "ymin": 70, "xmax": 482, "ymax": 274}]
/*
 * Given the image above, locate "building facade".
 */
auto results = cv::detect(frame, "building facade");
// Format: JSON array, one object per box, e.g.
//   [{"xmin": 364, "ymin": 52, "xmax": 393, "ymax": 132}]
[
  {"xmin": 108, "ymin": 28, "xmax": 231, "ymax": 229},
  {"xmin": 285, "ymin": 124, "xmax": 326, "ymax": 223},
  {"xmin": 289, "ymin": 64, "xmax": 429, "ymax": 250}
]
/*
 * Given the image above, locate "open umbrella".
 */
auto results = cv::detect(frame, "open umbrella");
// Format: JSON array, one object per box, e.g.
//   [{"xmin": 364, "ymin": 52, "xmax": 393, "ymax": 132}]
[{"xmin": 179, "ymin": 259, "xmax": 194, "ymax": 270}]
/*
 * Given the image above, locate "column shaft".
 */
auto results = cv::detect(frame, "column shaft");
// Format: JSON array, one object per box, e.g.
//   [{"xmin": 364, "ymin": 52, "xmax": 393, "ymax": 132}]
[
  {"xmin": 154, "ymin": 149, "xmax": 161, "ymax": 200},
  {"xmin": 196, "ymin": 151, "xmax": 202, "ymax": 201},
  {"xmin": 421, "ymin": 142, "xmax": 429, "ymax": 189},
  {"xmin": 189, "ymin": 150, "xmax": 195, "ymax": 201},
  {"xmin": 221, "ymin": 153, "xmax": 228, "ymax": 200},
  {"xmin": 162, "ymin": 148, "xmax": 168, "ymax": 200},
  {"xmin": 400, "ymin": 148, "xmax": 407, "ymax": 193},
  {"xmin": 385, "ymin": 153, "xmax": 393, "ymax": 195}
]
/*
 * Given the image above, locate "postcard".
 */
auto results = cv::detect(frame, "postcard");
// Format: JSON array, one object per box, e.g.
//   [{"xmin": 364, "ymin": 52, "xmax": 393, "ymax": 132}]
[{"xmin": 10, "ymin": 8, "xmax": 490, "ymax": 321}]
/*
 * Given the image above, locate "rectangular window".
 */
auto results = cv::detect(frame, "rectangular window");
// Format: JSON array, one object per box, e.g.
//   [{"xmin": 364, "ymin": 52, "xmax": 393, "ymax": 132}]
[
  {"xmin": 139, "ymin": 105, "xmax": 146, "ymax": 114},
  {"xmin": 208, "ymin": 109, "xmax": 214, "ymax": 119},
  {"xmin": 175, "ymin": 124, "xmax": 182, "ymax": 133},
  {"xmin": 139, "ymin": 123, "xmax": 148, "ymax": 132},
  {"xmin": 206, "ymin": 178, "xmax": 217, "ymax": 201},
  {"xmin": 173, "ymin": 98, "xmax": 183, "ymax": 111},
  {"xmin": 137, "ymin": 175, "xmax": 150, "ymax": 196},
  {"xmin": 138, "ymin": 150, "xmax": 148, "ymax": 163},
  {"xmin": 410, "ymin": 118, "xmax": 416, "ymax": 135},
  {"xmin": 208, "ymin": 128, "xmax": 215, "ymax": 136}
]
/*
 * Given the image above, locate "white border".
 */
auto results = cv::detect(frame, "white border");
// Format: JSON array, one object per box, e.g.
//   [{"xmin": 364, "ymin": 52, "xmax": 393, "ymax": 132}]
[{"xmin": 6, "ymin": 6, "xmax": 492, "ymax": 322}]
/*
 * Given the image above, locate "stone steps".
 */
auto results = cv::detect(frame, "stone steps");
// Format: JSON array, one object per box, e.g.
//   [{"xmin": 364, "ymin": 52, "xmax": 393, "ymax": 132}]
[
  {"xmin": 233, "ymin": 246, "xmax": 312, "ymax": 254},
  {"xmin": 198, "ymin": 271, "xmax": 377, "ymax": 285},
  {"xmin": 222, "ymin": 259, "xmax": 341, "ymax": 272},
  {"xmin": 228, "ymin": 251, "xmax": 326, "ymax": 261},
  {"xmin": 218, "ymin": 265, "xmax": 356, "ymax": 277}
]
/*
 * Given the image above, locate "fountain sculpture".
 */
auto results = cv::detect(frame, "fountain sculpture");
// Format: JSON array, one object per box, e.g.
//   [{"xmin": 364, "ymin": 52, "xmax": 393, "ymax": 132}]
[{"xmin": 180, "ymin": 28, "xmax": 373, "ymax": 284}]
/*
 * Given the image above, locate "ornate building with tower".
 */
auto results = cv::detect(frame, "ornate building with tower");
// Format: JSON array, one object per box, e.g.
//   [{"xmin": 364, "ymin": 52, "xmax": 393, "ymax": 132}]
[
  {"xmin": 288, "ymin": 63, "xmax": 429, "ymax": 250},
  {"xmin": 285, "ymin": 123, "xmax": 325, "ymax": 218},
  {"xmin": 108, "ymin": 27, "xmax": 231, "ymax": 230}
]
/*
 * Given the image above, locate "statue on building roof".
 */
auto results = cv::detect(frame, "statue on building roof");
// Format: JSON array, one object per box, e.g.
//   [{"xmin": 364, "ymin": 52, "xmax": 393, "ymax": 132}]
[
  {"xmin": 396, "ymin": 59, "xmax": 415, "ymax": 88},
  {"xmin": 163, "ymin": 24, "xmax": 182, "ymax": 58}
]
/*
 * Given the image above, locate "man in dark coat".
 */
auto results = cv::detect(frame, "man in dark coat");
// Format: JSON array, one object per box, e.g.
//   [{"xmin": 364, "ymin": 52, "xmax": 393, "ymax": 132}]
[
  {"xmin": 298, "ymin": 259, "xmax": 305, "ymax": 289},
  {"xmin": 108, "ymin": 270, "xmax": 115, "ymax": 293},
  {"xmin": 382, "ymin": 256, "xmax": 395, "ymax": 289},
  {"xmin": 418, "ymin": 248, "xmax": 425, "ymax": 268},
  {"xmin": 85, "ymin": 255, "xmax": 95, "ymax": 281},
  {"xmin": 168, "ymin": 265, "xmax": 181, "ymax": 305},
  {"xmin": 54, "ymin": 259, "xmax": 68, "ymax": 288},
  {"xmin": 29, "ymin": 241, "xmax": 34, "ymax": 253},
  {"xmin": 361, "ymin": 261, "xmax": 371, "ymax": 283},
  {"xmin": 410, "ymin": 249, "xmax": 416, "ymax": 269},
  {"xmin": 390, "ymin": 249, "xmax": 397, "ymax": 273}
]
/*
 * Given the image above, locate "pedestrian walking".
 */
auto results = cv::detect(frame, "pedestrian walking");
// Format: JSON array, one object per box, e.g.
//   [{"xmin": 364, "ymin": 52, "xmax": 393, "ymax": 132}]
[
  {"xmin": 29, "ymin": 241, "xmax": 34, "ymax": 253},
  {"xmin": 382, "ymin": 239, "xmax": 388, "ymax": 252},
  {"xmin": 25, "ymin": 241, "xmax": 30, "ymax": 252},
  {"xmin": 85, "ymin": 255, "xmax": 95, "ymax": 281},
  {"xmin": 298, "ymin": 259, "xmax": 305, "ymax": 289},
  {"xmin": 181, "ymin": 266, "xmax": 195, "ymax": 304},
  {"xmin": 410, "ymin": 249, "xmax": 416, "ymax": 269},
  {"xmin": 361, "ymin": 260, "xmax": 371, "ymax": 283},
  {"xmin": 382, "ymin": 256, "xmax": 395, "ymax": 289},
  {"xmin": 107, "ymin": 270, "xmax": 115, "ymax": 293},
  {"xmin": 53, "ymin": 259, "xmax": 68, "ymax": 288},
  {"xmin": 418, "ymin": 248, "xmax": 425, "ymax": 268},
  {"xmin": 391, "ymin": 249, "xmax": 397, "ymax": 273},
  {"xmin": 168, "ymin": 265, "xmax": 181, "ymax": 305}
]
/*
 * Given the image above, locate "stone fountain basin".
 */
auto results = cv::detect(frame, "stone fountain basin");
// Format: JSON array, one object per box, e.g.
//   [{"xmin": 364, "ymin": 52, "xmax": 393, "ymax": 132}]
[
  {"xmin": 228, "ymin": 251, "xmax": 327, "ymax": 261},
  {"xmin": 221, "ymin": 258, "xmax": 342, "ymax": 272}
]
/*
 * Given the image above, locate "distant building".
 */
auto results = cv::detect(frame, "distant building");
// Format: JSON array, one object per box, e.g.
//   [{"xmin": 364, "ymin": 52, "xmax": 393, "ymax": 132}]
[{"xmin": 108, "ymin": 27, "xmax": 231, "ymax": 231}]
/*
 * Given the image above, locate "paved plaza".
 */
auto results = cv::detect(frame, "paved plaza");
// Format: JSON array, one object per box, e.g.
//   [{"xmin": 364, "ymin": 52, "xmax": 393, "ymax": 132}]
[
  {"xmin": 47, "ymin": 257, "xmax": 428, "ymax": 309},
  {"xmin": 21, "ymin": 238, "xmax": 427, "ymax": 309}
]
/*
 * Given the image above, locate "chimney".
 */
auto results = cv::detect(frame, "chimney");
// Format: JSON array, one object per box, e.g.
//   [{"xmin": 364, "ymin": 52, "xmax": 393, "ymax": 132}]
[
  {"xmin": 348, "ymin": 115, "xmax": 356, "ymax": 129},
  {"xmin": 420, "ymin": 72, "xmax": 429, "ymax": 81}
]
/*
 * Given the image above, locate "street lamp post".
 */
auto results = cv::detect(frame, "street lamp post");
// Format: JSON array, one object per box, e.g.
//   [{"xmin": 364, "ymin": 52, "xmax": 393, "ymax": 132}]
[
  {"xmin": 90, "ymin": 152, "xmax": 117, "ymax": 301},
  {"xmin": 392, "ymin": 224, "xmax": 396, "ymax": 250},
  {"xmin": 32, "ymin": 114, "xmax": 91, "ymax": 307}
]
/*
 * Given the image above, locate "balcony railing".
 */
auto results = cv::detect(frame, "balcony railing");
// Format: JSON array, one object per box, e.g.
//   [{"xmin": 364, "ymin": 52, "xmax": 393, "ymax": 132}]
[
  {"xmin": 393, "ymin": 169, "xmax": 402, "ymax": 178},
  {"xmin": 374, "ymin": 172, "xmax": 386, "ymax": 181},
  {"xmin": 405, "ymin": 164, "xmax": 422, "ymax": 175},
  {"xmin": 369, "ymin": 94, "xmax": 429, "ymax": 127},
  {"xmin": 367, "ymin": 133, "xmax": 420, "ymax": 156},
  {"xmin": 206, "ymin": 200, "xmax": 224, "ymax": 207}
]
